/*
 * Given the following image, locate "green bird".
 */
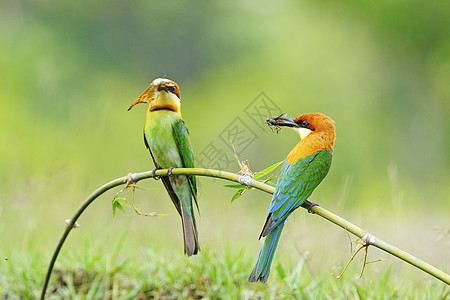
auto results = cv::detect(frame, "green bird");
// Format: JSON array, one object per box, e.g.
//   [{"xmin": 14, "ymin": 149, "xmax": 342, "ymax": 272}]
[
  {"xmin": 128, "ymin": 78, "xmax": 199, "ymax": 256},
  {"xmin": 249, "ymin": 112, "xmax": 336, "ymax": 282}
]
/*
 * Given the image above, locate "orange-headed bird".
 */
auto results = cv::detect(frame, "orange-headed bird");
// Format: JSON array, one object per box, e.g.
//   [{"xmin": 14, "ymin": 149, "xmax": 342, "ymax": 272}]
[{"xmin": 249, "ymin": 112, "xmax": 336, "ymax": 282}]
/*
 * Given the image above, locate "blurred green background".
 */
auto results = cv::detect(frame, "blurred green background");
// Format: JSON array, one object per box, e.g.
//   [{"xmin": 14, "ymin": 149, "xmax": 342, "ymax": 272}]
[{"xmin": 1, "ymin": 0, "xmax": 449, "ymax": 297}]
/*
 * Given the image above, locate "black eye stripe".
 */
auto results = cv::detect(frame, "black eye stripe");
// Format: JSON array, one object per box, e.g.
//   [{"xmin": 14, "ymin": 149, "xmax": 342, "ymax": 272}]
[{"xmin": 297, "ymin": 120, "xmax": 314, "ymax": 130}]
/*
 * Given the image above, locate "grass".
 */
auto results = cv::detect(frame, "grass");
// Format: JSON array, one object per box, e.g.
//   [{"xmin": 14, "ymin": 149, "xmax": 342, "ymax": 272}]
[
  {"xmin": 1, "ymin": 244, "xmax": 449, "ymax": 299},
  {"xmin": 0, "ymin": 174, "xmax": 449, "ymax": 299},
  {"xmin": 0, "ymin": 169, "xmax": 448, "ymax": 299}
]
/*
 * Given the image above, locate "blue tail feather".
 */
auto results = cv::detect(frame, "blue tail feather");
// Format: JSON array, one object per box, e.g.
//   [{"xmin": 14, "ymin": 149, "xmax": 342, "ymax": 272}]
[{"xmin": 248, "ymin": 222, "xmax": 285, "ymax": 282}]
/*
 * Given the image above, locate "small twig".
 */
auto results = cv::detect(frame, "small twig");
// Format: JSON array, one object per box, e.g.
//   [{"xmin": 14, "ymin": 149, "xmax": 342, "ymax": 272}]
[
  {"xmin": 113, "ymin": 180, "xmax": 163, "ymax": 217},
  {"xmin": 332, "ymin": 233, "xmax": 376, "ymax": 279},
  {"xmin": 365, "ymin": 258, "xmax": 385, "ymax": 265},
  {"xmin": 345, "ymin": 230, "xmax": 354, "ymax": 254},
  {"xmin": 358, "ymin": 241, "xmax": 370, "ymax": 278},
  {"xmin": 332, "ymin": 237, "xmax": 367, "ymax": 279}
]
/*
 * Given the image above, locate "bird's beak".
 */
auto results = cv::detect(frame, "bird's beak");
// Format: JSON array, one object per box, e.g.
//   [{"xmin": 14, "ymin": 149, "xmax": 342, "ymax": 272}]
[
  {"xmin": 127, "ymin": 85, "xmax": 155, "ymax": 111},
  {"xmin": 157, "ymin": 84, "xmax": 169, "ymax": 93},
  {"xmin": 266, "ymin": 113, "xmax": 299, "ymax": 128}
]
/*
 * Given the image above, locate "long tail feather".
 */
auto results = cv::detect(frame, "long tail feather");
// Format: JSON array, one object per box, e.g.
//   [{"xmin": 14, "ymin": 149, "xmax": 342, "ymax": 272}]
[
  {"xmin": 180, "ymin": 205, "xmax": 199, "ymax": 256},
  {"xmin": 249, "ymin": 222, "xmax": 285, "ymax": 282}
]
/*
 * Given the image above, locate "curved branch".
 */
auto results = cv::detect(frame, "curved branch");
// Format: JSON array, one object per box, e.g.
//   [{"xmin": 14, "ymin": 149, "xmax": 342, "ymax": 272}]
[{"xmin": 41, "ymin": 168, "xmax": 450, "ymax": 299}]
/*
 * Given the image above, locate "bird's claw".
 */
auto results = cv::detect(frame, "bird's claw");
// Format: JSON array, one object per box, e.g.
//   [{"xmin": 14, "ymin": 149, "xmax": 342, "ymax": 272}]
[
  {"xmin": 303, "ymin": 200, "xmax": 319, "ymax": 214},
  {"xmin": 151, "ymin": 168, "xmax": 161, "ymax": 180},
  {"xmin": 167, "ymin": 167, "xmax": 175, "ymax": 176}
]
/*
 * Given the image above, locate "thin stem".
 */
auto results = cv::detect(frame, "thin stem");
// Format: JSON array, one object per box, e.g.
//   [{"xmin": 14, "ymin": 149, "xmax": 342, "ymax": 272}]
[
  {"xmin": 41, "ymin": 176, "xmax": 127, "ymax": 300},
  {"xmin": 40, "ymin": 168, "xmax": 450, "ymax": 299}
]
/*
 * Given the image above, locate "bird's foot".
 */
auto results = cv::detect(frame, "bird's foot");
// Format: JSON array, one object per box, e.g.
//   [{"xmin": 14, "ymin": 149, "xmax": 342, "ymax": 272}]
[
  {"xmin": 302, "ymin": 200, "xmax": 319, "ymax": 214},
  {"xmin": 151, "ymin": 168, "xmax": 161, "ymax": 180},
  {"xmin": 167, "ymin": 167, "xmax": 175, "ymax": 176}
]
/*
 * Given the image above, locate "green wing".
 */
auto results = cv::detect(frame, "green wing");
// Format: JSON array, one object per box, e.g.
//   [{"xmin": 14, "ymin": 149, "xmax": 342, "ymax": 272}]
[
  {"xmin": 172, "ymin": 119, "xmax": 198, "ymax": 209},
  {"xmin": 262, "ymin": 149, "xmax": 332, "ymax": 236}
]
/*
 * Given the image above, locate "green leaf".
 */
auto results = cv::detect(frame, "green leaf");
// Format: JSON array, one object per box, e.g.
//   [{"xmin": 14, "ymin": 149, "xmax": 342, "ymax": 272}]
[
  {"xmin": 112, "ymin": 200, "xmax": 125, "ymax": 218},
  {"xmin": 230, "ymin": 188, "xmax": 247, "ymax": 203},
  {"xmin": 223, "ymin": 184, "xmax": 246, "ymax": 189},
  {"xmin": 227, "ymin": 160, "xmax": 282, "ymax": 202},
  {"xmin": 354, "ymin": 283, "xmax": 368, "ymax": 299},
  {"xmin": 231, "ymin": 191, "xmax": 242, "ymax": 202},
  {"xmin": 276, "ymin": 263, "xmax": 287, "ymax": 280},
  {"xmin": 254, "ymin": 160, "xmax": 284, "ymax": 179},
  {"xmin": 112, "ymin": 197, "xmax": 131, "ymax": 218}
]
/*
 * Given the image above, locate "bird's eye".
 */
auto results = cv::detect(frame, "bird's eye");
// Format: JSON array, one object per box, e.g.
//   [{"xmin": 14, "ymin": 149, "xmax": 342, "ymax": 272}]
[
  {"xmin": 299, "ymin": 120, "xmax": 308, "ymax": 127},
  {"xmin": 167, "ymin": 85, "xmax": 176, "ymax": 93}
]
